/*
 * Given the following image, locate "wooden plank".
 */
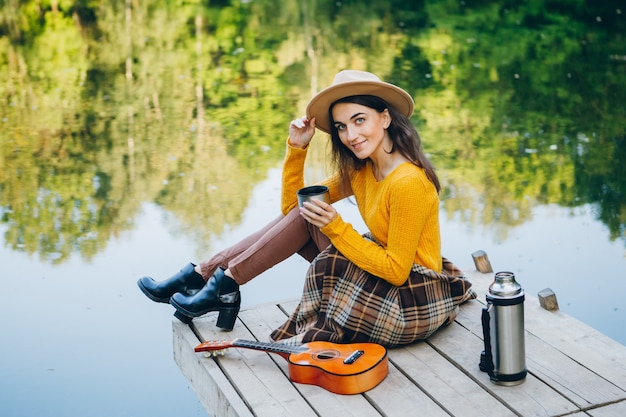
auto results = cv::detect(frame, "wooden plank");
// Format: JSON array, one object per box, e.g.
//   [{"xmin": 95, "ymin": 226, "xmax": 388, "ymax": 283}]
[
  {"xmin": 525, "ymin": 310, "xmax": 626, "ymax": 391},
  {"xmin": 240, "ymin": 303, "xmax": 385, "ymax": 416},
  {"xmin": 278, "ymin": 299, "xmax": 493, "ymax": 416},
  {"xmin": 389, "ymin": 341, "xmax": 514, "ymax": 416},
  {"xmin": 427, "ymin": 311, "xmax": 580, "ymax": 416},
  {"xmin": 270, "ymin": 301, "xmax": 452, "ymax": 416},
  {"xmin": 281, "ymin": 287, "xmax": 585, "ymax": 416},
  {"xmin": 524, "ymin": 334, "xmax": 625, "ymax": 407},
  {"xmin": 456, "ymin": 297, "xmax": 625, "ymax": 408},
  {"xmin": 586, "ymin": 400, "xmax": 626, "ymax": 417},
  {"xmin": 175, "ymin": 269, "xmax": 626, "ymax": 417},
  {"xmin": 465, "ymin": 271, "xmax": 626, "ymax": 395},
  {"xmin": 364, "ymin": 360, "xmax": 450, "ymax": 417},
  {"xmin": 173, "ymin": 319, "xmax": 253, "ymax": 417},
  {"xmin": 192, "ymin": 311, "xmax": 318, "ymax": 417},
  {"xmin": 280, "ymin": 295, "xmax": 581, "ymax": 416}
]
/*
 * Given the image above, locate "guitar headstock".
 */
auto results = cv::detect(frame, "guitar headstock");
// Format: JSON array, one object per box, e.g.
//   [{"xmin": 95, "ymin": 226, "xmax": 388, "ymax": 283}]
[{"xmin": 194, "ymin": 339, "xmax": 234, "ymax": 353}]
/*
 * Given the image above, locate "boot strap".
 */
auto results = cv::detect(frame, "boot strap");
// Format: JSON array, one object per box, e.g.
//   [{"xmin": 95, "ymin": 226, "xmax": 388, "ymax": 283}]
[{"xmin": 218, "ymin": 292, "xmax": 240, "ymax": 304}]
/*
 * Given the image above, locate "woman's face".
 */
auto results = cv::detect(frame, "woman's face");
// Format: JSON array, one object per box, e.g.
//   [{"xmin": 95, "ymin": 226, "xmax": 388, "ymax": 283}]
[{"xmin": 331, "ymin": 102, "xmax": 391, "ymax": 160}]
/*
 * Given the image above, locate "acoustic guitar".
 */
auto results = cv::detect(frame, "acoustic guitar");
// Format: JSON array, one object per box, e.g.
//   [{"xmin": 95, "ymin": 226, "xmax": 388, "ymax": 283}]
[{"xmin": 195, "ymin": 338, "xmax": 388, "ymax": 395}]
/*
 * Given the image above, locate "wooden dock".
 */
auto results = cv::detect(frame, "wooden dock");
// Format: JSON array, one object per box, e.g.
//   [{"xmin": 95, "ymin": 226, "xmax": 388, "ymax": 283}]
[{"xmin": 173, "ymin": 270, "xmax": 626, "ymax": 417}]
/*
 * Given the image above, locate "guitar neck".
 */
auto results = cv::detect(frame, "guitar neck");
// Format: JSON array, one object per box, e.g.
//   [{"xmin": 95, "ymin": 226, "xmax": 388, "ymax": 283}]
[
  {"xmin": 231, "ymin": 339, "xmax": 306, "ymax": 356},
  {"xmin": 194, "ymin": 338, "xmax": 306, "ymax": 356}
]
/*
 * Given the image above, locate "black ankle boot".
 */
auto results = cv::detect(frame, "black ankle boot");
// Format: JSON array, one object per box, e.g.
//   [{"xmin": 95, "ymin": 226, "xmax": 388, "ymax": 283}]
[
  {"xmin": 137, "ymin": 263, "xmax": 206, "ymax": 303},
  {"xmin": 169, "ymin": 267, "xmax": 240, "ymax": 330}
]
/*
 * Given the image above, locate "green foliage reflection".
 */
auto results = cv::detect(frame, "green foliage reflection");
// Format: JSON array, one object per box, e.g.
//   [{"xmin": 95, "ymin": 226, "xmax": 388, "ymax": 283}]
[{"xmin": 0, "ymin": 0, "xmax": 624, "ymax": 263}]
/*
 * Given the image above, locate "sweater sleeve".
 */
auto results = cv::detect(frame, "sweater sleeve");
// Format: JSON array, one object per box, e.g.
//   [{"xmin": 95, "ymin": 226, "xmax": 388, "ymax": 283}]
[
  {"xmin": 280, "ymin": 139, "xmax": 308, "ymax": 215},
  {"xmin": 280, "ymin": 138, "xmax": 352, "ymax": 214},
  {"xmin": 321, "ymin": 170, "xmax": 439, "ymax": 286}
]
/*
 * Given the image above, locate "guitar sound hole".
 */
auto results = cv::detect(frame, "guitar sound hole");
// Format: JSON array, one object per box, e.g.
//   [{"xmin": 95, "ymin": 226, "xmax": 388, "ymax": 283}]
[{"xmin": 314, "ymin": 349, "xmax": 340, "ymax": 361}]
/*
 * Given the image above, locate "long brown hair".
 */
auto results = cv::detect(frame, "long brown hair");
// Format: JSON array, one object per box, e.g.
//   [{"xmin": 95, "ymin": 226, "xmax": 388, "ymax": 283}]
[{"xmin": 327, "ymin": 95, "xmax": 441, "ymax": 193}]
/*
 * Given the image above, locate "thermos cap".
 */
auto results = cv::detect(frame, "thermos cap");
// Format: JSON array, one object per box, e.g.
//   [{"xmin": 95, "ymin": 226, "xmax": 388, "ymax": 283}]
[{"xmin": 488, "ymin": 271, "xmax": 522, "ymax": 297}]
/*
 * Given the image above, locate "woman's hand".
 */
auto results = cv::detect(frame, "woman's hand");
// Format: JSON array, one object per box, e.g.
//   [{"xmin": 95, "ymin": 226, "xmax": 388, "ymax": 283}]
[
  {"xmin": 289, "ymin": 116, "xmax": 316, "ymax": 149},
  {"xmin": 299, "ymin": 199, "xmax": 337, "ymax": 228}
]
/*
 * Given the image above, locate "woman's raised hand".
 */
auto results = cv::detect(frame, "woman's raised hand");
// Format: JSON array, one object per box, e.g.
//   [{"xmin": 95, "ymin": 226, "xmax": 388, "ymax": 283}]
[{"xmin": 289, "ymin": 116, "xmax": 316, "ymax": 149}]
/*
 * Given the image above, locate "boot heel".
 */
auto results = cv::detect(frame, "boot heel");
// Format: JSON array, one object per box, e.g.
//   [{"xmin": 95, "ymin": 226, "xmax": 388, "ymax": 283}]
[
  {"xmin": 216, "ymin": 307, "xmax": 239, "ymax": 330},
  {"xmin": 174, "ymin": 310, "xmax": 193, "ymax": 325}
]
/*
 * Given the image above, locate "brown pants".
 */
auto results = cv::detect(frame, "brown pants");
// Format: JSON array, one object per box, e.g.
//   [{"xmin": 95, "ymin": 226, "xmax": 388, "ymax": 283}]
[{"xmin": 199, "ymin": 208, "xmax": 331, "ymax": 285}]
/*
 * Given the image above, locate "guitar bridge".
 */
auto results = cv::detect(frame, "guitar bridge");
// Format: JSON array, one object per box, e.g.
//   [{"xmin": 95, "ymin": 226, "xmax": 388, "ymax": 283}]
[{"xmin": 343, "ymin": 349, "xmax": 365, "ymax": 364}]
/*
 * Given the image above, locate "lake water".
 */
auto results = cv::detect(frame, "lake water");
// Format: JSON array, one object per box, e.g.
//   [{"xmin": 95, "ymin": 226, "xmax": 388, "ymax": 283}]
[
  {"xmin": 2, "ymin": 167, "xmax": 625, "ymax": 417},
  {"xmin": 1, "ymin": 1, "xmax": 625, "ymax": 416}
]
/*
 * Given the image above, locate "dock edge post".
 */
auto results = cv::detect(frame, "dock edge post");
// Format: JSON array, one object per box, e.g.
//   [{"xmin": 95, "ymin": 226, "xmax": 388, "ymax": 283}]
[
  {"xmin": 538, "ymin": 288, "xmax": 560, "ymax": 311},
  {"xmin": 472, "ymin": 250, "xmax": 493, "ymax": 273}
]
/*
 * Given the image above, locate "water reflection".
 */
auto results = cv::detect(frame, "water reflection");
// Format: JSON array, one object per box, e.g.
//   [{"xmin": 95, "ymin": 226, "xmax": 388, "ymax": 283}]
[{"xmin": 1, "ymin": 1, "xmax": 625, "ymax": 416}]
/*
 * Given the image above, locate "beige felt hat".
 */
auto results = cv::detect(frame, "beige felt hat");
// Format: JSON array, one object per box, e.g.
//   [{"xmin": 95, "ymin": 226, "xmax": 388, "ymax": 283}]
[{"xmin": 305, "ymin": 70, "xmax": 414, "ymax": 134}]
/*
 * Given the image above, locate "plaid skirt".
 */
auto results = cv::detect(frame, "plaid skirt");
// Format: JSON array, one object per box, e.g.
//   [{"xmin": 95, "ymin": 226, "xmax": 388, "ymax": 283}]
[{"xmin": 270, "ymin": 243, "xmax": 476, "ymax": 347}]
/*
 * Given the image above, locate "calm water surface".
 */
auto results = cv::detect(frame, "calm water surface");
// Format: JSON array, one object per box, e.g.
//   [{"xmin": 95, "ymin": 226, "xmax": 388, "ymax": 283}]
[
  {"xmin": 1, "ymin": 1, "xmax": 625, "ymax": 416},
  {"xmin": 2, "ymin": 168, "xmax": 625, "ymax": 417}
]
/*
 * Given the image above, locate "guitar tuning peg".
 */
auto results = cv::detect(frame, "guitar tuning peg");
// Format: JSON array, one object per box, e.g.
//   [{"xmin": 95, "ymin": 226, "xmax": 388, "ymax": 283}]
[{"xmin": 203, "ymin": 349, "xmax": 227, "ymax": 358}]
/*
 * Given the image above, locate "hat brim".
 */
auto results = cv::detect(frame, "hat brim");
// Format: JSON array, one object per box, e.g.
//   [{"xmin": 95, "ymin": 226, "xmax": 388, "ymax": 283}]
[{"xmin": 305, "ymin": 81, "xmax": 414, "ymax": 134}]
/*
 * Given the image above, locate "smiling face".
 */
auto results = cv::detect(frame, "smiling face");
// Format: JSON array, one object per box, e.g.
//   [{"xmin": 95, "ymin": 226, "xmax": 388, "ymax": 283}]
[{"xmin": 331, "ymin": 102, "xmax": 391, "ymax": 160}]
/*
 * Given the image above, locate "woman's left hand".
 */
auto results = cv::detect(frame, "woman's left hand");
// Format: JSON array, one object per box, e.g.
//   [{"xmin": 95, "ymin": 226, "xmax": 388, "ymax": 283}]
[{"xmin": 299, "ymin": 199, "xmax": 337, "ymax": 228}]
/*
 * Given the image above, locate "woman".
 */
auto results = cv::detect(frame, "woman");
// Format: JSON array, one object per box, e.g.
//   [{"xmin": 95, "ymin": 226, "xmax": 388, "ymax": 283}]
[{"xmin": 138, "ymin": 70, "xmax": 475, "ymax": 346}]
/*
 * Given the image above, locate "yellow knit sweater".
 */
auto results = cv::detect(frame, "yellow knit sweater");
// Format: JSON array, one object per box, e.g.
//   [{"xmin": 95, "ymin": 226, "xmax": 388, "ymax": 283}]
[{"xmin": 281, "ymin": 140, "xmax": 442, "ymax": 286}]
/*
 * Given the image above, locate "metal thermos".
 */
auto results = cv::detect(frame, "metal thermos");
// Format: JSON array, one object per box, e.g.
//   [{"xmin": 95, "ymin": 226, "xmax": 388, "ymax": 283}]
[{"xmin": 479, "ymin": 271, "xmax": 527, "ymax": 385}]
